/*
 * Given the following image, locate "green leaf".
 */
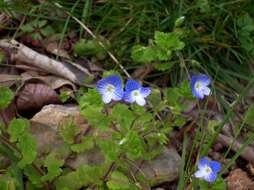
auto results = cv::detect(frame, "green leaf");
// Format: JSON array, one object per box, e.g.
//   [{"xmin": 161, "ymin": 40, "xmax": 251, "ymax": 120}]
[
  {"xmin": 102, "ymin": 70, "xmax": 121, "ymax": 78},
  {"xmin": 156, "ymin": 49, "xmax": 172, "ymax": 61},
  {"xmin": 77, "ymin": 165, "xmax": 104, "ymax": 186},
  {"xmin": 148, "ymin": 88, "xmax": 161, "ymax": 107},
  {"xmin": 207, "ymin": 120, "xmax": 221, "ymax": 134},
  {"xmin": 98, "ymin": 139, "xmax": 120, "ymax": 161},
  {"xmin": 55, "ymin": 170, "xmax": 81, "ymax": 190},
  {"xmin": 17, "ymin": 133, "xmax": 37, "ymax": 168},
  {"xmin": 40, "ymin": 25, "xmax": 54, "ymax": 36},
  {"xmin": 0, "ymin": 86, "xmax": 14, "ymax": 110},
  {"xmin": 106, "ymin": 171, "xmax": 130, "ymax": 190},
  {"xmin": 79, "ymin": 90, "xmax": 110, "ymax": 130},
  {"xmin": 178, "ymin": 80, "xmax": 193, "ymax": 98},
  {"xmin": 37, "ymin": 20, "xmax": 47, "ymax": 28},
  {"xmin": 165, "ymin": 88, "xmax": 180, "ymax": 105},
  {"xmin": 8, "ymin": 163, "xmax": 24, "ymax": 190},
  {"xmin": 71, "ymin": 136, "xmax": 94, "ymax": 153},
  {"xmin": 196, "ymin": 0, "xmax": 210, "ymax": 13},
  {"xmin": 131, "ymin": 45, "xmax": 157, "ymax": 63},
  {"xmin": 25, "ymin": 181, "xmax": 44, "ymax": 190},
  {"xmin": 111, "ymin": 104, "xmax": 135, "ymax": 130},
  {"xmin": 8, "ymin": 118, "xmax": 29, "ymax": 142},
  {"xmin": 124, "ymin": 131, "xmax": 145, "ymax": 160},
  {"xmin": 154, "ymin": 31, "xmax": 185, "ymax": 51},
  {"xmin": 78, "ymin": 89, "xmax": 103, "ymax": 109},
  {"xmin": 237, "ymin": 14, "xmax": 254, "ymax": 32},
  {"xmin": 244, "ymin": 105, "xmax": 254, "ymax": 127},
  {"xmin": 60, "ymin": 118, "xmax": 80, "ymax": 144},
  {"xmin": 154, "ymin": 62, "xmax": 173, "ymax": 71},
  {"xmin": 82, "ymin": 106, "xmax": 110, "ymax": 131},
  {"xmin": 175, "ymin": 16, "xmax": 185, "ymax": 27},
  {"xmin": 210, "ymin": 176, "xmax": 226, "ymax": 190},
  {"xmin": 24, "ymin": 165, "xmax": 42, "ymax": 186},
  {"xmin": 174, "ymin": 116, "xmax": 186, "ymax": 127},
  {"xmin": 41, "ymin": 154, "xmax": 64, "ymax": 182},
  {"xmin": 59, "ymin": 91, "xmax": 71, "ymax": 103},
  {"xmin": 31, "ymin": 33, "xmax": 42, "ymax": 40},
  {"xmin": 55, "ymin": 165, "xmax": 104, "ymax": 190},
  {"xmin": 0, "ymin": 174, "xmax": 16, "ymax": 190},
  {"xmin": 21, "ymin": 24, "xmax": 34, "ymax": 33},
  {"xmin": 74, "ymin": 39, "xmax": 106, "ymax": 58}
]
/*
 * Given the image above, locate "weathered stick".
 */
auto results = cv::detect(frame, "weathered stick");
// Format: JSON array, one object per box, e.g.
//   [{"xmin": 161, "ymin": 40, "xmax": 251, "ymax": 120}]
[{"xmin": 0, "ymin": 39, "xmax": 93, "ymax": 86}]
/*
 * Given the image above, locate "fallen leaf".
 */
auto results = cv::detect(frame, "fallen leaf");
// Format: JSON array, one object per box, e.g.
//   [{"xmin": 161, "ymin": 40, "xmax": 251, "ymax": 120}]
[{"xmin": 16, "ymin": 83, "xmax": 60, "ymax": 112}]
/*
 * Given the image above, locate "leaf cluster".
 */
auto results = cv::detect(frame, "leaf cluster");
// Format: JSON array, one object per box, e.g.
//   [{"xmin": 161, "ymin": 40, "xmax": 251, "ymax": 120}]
[
  {"xmin": 21, "ymin": 19, "xmax": 55, "ymax": 40},
  {"xmin": 76, "ymin": 89, "xmax": 171, "ymax": 189},
  {"xmin": 131, "ymin": 30, "xmax": 185, "ymax": 71},
  {"xmin": 237, "ymin": 14, "xmax": 254, "ymax": 57}
]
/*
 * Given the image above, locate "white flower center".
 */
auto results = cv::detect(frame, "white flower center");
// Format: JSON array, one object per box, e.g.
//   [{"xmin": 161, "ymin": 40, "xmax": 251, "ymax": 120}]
[
  {"xmin": 204, "ymin": 165, "xmax": 212, "ymax": 175},
  {"xmin": 131, "ymin": 90, "xmax": 140, "ymax": 97},
  {"xmin": 195, "ymin": 81, "xmax": 202, "ymax": 90},
  {"xmin": 106, "ymin": 84, "xmax": 115, "ymax": 93}
]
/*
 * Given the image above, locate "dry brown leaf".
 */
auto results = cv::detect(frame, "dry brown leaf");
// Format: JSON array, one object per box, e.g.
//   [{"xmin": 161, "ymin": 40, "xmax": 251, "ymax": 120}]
[
  {"xmin": 226, "ymin": 168, "xmax": 254, "ymax": 190},
  {"xmin": 16, "ymin": 83, "xmax": 60, "ymax": 112}
]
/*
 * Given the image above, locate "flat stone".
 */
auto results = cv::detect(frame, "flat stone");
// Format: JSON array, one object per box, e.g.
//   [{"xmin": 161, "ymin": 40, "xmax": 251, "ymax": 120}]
[{"xmin": 140, "ymin": 148, "xmax": 180, "ymax": 185}]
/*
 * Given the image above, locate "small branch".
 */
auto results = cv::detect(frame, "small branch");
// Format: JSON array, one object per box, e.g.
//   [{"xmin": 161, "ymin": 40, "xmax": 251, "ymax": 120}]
[
  {"xmin": 0, "ymin": 39, "xmax": 93, "ymax": 86},
  {"xmin": 54, "ymin": 2, "xmax": 131, "ymax": 79}
]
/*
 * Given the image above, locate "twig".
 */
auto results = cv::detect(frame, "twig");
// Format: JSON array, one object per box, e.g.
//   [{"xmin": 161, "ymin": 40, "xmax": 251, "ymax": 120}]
[
  {"xmin": 54, "ymin": 2, "xmax": 131, "ymax": 79},
  {"xmin": 0, "ymin": 39, "xmax": 92, "ymax": 86}
]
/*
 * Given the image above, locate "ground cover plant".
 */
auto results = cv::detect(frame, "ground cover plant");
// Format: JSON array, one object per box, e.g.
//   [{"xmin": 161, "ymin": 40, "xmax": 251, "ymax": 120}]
[{"xmin": 0, "ymin": 0, "xmax": 254, "ymax": 189}]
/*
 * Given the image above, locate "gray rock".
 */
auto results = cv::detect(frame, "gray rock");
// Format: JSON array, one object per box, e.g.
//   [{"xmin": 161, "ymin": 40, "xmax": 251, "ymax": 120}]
[{"xmin": 140, "ymin": 148, "xmax": 180, "ymax": 185}]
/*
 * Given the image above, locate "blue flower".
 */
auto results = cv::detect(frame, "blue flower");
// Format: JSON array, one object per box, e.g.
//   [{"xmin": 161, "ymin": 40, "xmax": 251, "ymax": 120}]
[
  {"xmin": 194, "ymin": 157, "xmax": 221, "ymax": 183},
  {"xmin": 191, "ymin": 74, "xmax": 211, "ymax": 99},
  {"xmin": 96, "ymin": 75, "xmax": 124, "ymax": 104},
  {"xmin": 123, "ymin": 80, "xmax": 151, "ymax": 106}
]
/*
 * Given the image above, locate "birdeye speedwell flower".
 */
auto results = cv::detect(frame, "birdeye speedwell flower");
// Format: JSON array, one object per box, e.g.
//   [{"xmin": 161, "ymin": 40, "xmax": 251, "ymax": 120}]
[
  {"xmin": 194, "ymin": 157, "xmax": 221, "ymax": 183},
  {"xmin": 191, "ymin": 74, "xmax": 211, "ymax": 99},
  {"xmin": 96, "ymin": 75, "xmax": 124, "ymax": 104},
  {"xmin": 123, "ymin": 80, "xmax": 151, "ymax": 106}
]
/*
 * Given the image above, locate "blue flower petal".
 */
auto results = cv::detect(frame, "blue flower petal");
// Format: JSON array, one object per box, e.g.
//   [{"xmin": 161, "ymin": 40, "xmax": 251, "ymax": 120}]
[
  {"xmin": 197, "ymin": 74, "xmax": 211, "ymax": 86},
  {"xmin": 191, "ymin": 74, "xmax": 211, "ymax": 99},
  {"xmin": 112, "ymin": 87, "xmax": 124, "ymax": 101},
  {"xmin": 102, "ymin": 93, "xmax": 113, "ymax": 104},
  {"xmin": 96, "ymin": 75, "xmax": 122, "ymax": 93},
  {"xmin": 198, "ymin": 157, "xmax": 210, "ymax": 169},
  {"xmin": 192, "ymin": 85, "xmax": 205, "ymax": 99},
  {"xmin": 204, "ymin": 172, "xmax": 217, "ymax": 183},
  {"xmin": 125, "ymin": 80, "xmax": 141, "ymax": 91},
  {"xmin": 210, "ymin": 161, "xmax": 221, "ymax": 173},
  {"xmin": 123, "ymin": 91, "xmax": 135, "ymax": 103},
  {"xmin": 190, "ymin": 75, "xmax": 198, "ymax": 89},
  {"xmin": 96, "ymin": 75, "xmax": 123, "ymax": 104},
  {"xmin": 104, "ymin": 75, "xmax": 122, "ymax": 87},
  {"xmin": 96, "ymin": 79, "xmax": 108, "ymax": 94},
  {"xmin": 140, "ymin": 87, "xmax": 151, "ymax": 98}
]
